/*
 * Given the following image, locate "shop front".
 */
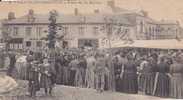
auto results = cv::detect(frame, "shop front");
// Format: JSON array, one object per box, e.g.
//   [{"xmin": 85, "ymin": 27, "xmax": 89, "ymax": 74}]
[{"xmin": 78, "ymin": 38, "xmax": 99, "ymax": 49}]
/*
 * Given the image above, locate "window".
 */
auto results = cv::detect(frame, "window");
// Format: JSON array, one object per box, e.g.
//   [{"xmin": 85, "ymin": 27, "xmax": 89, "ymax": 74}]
[
  {"xmin": 26, "ymin": 41, "xmax": 31, "ymax": 47},
  {"xmin": 149, "ymin": 27, "xmax": 152, "ymax": 34},
  {"xmin": 63, "ymin": 27, "xmax": 68, "ymax": 35},
  {"xmin": 18, "ymin": 44, "xmax": 22, "ymax": 49},
  {"xmin": 93, "ymin": 26, "xmax": 99, "ymax": 35},
  {"xmin": 7, "ymin": 27, "xmax": 12, "ymax": 35},
  {"xmin": 36, "ymin": 41, "xmax": 42, "ymax": 47},
  {"xmin": 13, "ymin": 27, "xmax": 19, "ymax": 36},
  {"xmin": 36, "ymin": 27, "xmax": 42, "ymax": 38},
  {"xmin": 79, "ymin": 26, "xmax": 85, "ymax": 35},
  {"xmin": 140, "ymin": 21, "xmax": 143, "ymax": 33},
  {"xmin": 25, "ymin": 27, "xmax": 32, "ymax": 36}
]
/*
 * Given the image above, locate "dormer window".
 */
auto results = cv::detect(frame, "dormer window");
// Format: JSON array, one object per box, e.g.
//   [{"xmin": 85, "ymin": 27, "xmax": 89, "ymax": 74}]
[
  {"xmin": 13, "ymin": 27, "xmax": 19, "ymax": 36},
  {"xmin": 27, "ymin": 9, "xmax": 35, "ymax": 23}
]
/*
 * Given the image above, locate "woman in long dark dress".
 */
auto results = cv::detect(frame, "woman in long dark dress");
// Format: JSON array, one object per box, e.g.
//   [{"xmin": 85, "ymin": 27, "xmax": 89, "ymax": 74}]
[
  {"xmin": 40, "ymin": 58, "xmax": 55, "ymax": 95},
  {"xmin": 139, "ymin": 57, "xmax": 156, "ymax": 95},
  {"xmin": 169, "ymin": 56, "xmax": 183, "ymax": 99},
  {"xmin": 105, "ymin": 53, "xmax": 115, "ymax": 91},
  {"xmin": 154, "ymin": 57, "xmax": 170, "ymax": 97},
  {"xmin": 55, "ymin": 55, "xmax": 64, "ymax": 84},
  {"xmin": 76, "ymin": 54, "xmax": 87, "ymax": 87},
  {"xmin": 27, "ymin": 61, "xmax": 40, "ymax": 97},
  {"xmin": 121, "ymin": 55, "xmax": 138, "ymax": 94},
  {"xmin": 113, "ymin": 55, "xmax": 122, "ymax": 92},
  {"xmin": 69, "ymin": 56, "xmax": 79, "ymax": 86},
  {"xmin": 63, "ymin": 54, "xmax": 71, "ymax": 85}
]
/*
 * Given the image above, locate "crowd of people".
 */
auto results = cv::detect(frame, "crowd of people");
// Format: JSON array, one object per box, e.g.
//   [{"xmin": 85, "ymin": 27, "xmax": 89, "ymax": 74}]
[{"xmin": 3, "ymin": 48, "xmax": 183, "ymax": 99}]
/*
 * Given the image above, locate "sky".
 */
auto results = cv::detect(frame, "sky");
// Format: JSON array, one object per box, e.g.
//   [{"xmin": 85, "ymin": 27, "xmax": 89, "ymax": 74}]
[{"xmin": 0, "ymin": 0, "xmax": 183, "ymax": 25}]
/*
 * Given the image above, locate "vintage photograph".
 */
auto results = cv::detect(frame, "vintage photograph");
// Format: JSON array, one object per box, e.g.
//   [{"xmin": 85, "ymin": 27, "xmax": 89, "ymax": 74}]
[{"xmin": 0, "ymin": 0, "xmax": 183, "ymax": 100}]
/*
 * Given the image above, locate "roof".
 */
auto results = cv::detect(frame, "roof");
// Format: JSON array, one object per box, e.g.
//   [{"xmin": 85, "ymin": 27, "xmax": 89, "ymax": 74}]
[
  {"xmin": 147, "ymin": 19, "xmax": 179, "ymax": 26},
  {"xmin": 3, "ymin": 13, "xmax": 135, "ymax": 26},
  {"xmin": 157, "ymin": 20, "xmax": 179, "ymax": 25}
]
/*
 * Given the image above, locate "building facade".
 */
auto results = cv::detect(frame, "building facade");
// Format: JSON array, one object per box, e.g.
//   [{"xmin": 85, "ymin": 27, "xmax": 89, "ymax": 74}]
[{"xmin": 1, "ymin": 1, "xmax": 181, "ymax": 50}]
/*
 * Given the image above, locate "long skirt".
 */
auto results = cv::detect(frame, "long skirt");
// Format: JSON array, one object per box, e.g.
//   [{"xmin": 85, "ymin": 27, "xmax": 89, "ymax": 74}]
[
  {"xmin": 63, "ymin": 67, "xmax": 70, "ymax": 85},
  {"xmin": 40, "ymin": 74, "xmax": 52, "ymax": 88},
  {"xmin": 139, "ymin": 73, "xmax": 155, "ymax": 95},
  {"xmin": 95, "ymin": 73, "xmax": 105, "ymax": 90},
  {"xmin": 154, "ymin": 73, "xmax": 170, "ymax": 97},
  {"xmin": 107, "ymin": 68, "xmax": 115, "ymax": 91},
  {"xmin": 138, "ymin": 74, "xmax": 144, "ymax": 91},
  {"xmin": 170, "ymin": 73, "xmax": 183, "ymax": 99},
  {"xmin": 56, "ymin": 66, "xmax": 64, "ymax": 84},
  {"xmin": 85, "ymin": 68, "xmax": 95, "ymax": 88},
  {"xmin": 75, "ymin": 68, "xmax": 83, "ymax": 87},
  {"xmin": 115, "ymin": 77, "xmax": 122, "ymax": 92},
  {"xmin": 69, "ymin": 70, "xmax": 76, "ymax": 86},
  {"xmin": 121, "ymin": 72, "xmax": 138, "ymax": 94},
  {"xmin": 16, "ymin": 62, "xmax": 27, "ymax": 80}
]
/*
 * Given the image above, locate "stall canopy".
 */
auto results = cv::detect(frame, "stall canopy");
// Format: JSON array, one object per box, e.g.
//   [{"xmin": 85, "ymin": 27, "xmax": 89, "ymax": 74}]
[{"xmin": 111, "ymin": 39, "xmax": 183, "ymax": 49}]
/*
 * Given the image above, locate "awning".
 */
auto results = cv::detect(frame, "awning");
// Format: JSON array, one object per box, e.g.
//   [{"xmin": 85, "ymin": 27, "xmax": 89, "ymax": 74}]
[{"xmin": 111, "ymin": 39, "xmax": 183, "ymax": 49}]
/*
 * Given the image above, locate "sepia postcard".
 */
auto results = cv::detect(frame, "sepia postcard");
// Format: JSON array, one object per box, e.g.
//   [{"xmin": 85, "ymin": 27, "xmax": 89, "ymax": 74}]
[{"xmin": 0, "ymin": 0, "xmax": 183, "ymax": 100}]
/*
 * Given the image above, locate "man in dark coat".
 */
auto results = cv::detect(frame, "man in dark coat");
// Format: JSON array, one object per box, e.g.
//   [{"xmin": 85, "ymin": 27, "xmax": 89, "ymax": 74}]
[
  {"xmin": 7, "ymin": 52, "xmax": 17, "ymax": 78},
  {"xmin": 27, "ymin": 61, "xmax": 40, "ymax": 97},
  {"xmin": 68, "ymin": 56, "xmax": 79, "ymax": 86}
]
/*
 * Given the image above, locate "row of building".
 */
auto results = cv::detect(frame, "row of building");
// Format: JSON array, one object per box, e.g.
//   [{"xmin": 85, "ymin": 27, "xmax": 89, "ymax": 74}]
[{"xmin": 0, "ymin": 0, "xmax": 182, "ymax": 50}]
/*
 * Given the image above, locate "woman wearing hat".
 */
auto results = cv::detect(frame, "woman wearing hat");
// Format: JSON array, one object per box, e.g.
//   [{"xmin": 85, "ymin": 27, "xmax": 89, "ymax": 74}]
[
  {"xmin": 169, "ymin": 55, "xmax": 183, "ymax": 99},
  {"xmin": 94, "ymin": 53, "xmax": 106, "ymax": 92},
  {"xmin": 153, "ymin": 56, "xmax": 170, "ymax": 97},
  {"xmin": 139, "ymin": 56, "xmax": 156, "ymax": 95},
  {"xmin": 40, "ymin": 58, "xmax": 55, "ymax": 95},
  {"xmin": 85, "ymin": 52, "xmax": 96, "ymax": 89},
  {"xmin": 68, "ymin": 55, "xmax": 79, "ymax": 86},
  {"xmin": 75, "ymin": 53, "xmax": 86, "ymax": 87},
  {"xmin": 120, "ymin": 54, "xmax": 138, "ymax": 94}
]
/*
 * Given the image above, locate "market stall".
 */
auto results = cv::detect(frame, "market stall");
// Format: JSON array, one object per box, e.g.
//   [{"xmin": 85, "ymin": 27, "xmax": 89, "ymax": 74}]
[{"xmin": 111, "ymin": 39, "xmax": 183, "ymax": 49}]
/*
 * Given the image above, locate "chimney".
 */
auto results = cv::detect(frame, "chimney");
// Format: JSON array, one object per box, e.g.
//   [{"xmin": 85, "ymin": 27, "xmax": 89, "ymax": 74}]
[
  {"xmin": 28, "ymin": 9, "xmax": 35, "ymax": 22},
  {"xmin": 28, "ymin": 9, "xmax": 34, "ymax": 15},
  {"xmin": 107, "ymin": 0, "xmax": 115, "ymax": 9},
  {"xmin": 8, "ymin": 12, "xmax": 15, "ymax": 20},
  {"xmin": 140, "ymin": 10, "xmax": 148, "ymax": 17},
  {"xmin": 94, "ymin": 9, "xmax": 100, "ymax": 14},
  {"xmin": 74, "ymin": 8, "xmax": 79, "ymax": 16}
]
